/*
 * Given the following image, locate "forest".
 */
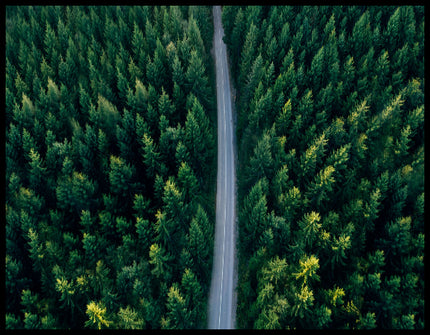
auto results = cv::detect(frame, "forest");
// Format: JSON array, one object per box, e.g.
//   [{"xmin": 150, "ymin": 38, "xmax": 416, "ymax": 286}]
[
  {"xmin": 5, "ymin": 5, "xmax": 425, "ymax": 330},
  {"xmin": 222, "ymin": 5, "xmax": 424, "ymax": 329},
  {"xmin": 5, "ymin": 5, "xmax": 216, "ymax": 329}
]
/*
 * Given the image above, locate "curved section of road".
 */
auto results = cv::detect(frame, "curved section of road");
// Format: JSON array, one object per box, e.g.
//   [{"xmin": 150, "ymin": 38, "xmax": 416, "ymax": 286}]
[{"xmin": 208, "ymin": 6, "xmax": 237, "ymax": 329}]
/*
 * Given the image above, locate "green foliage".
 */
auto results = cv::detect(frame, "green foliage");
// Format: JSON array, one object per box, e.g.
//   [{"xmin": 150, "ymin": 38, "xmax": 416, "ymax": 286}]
[
  {"xmin": 6, "ymin": 5, "xmax": 216, "ymax": 329},
  {"xmin": 108, "ymin": 155, "xmax": 135, "ymax": 196},
  {"xmin": 293, "ymin": 254, "xmax": 320, "ymax": 287},
  {"xmin": 56, "ymin": 171, "xmax": 96, "ymax": 214},
  {"xmin": 149, "ymin": 243, "xmax": 172, "ymax": 283},
  {"xmin": 85, "ymin": 301, "xmax": 112, "ymax": 329},
  {"xmin": 248, "ymin": 131, "xmax": 274, "ymax": 186},
  {"xmin": 6, "ymin": 4, "xmax": 424, "ymax": 330},
  {"xmin": 162, "ymin": 283, "xmax": 189, "ymax": 329},
  {"xmin": 116, "ymin": 305, "xmax": 145, "ymax": 329},
  {"xmin": 183, "ymin": 99, "xmax": 214, "ymax": 181},
  {"xmin": 240, "ymin": 178, "xmax": 269, "ymax": 255},
  {"xmin": 224, "ymin": 4, "xmax": 425, "ymax": 329}
]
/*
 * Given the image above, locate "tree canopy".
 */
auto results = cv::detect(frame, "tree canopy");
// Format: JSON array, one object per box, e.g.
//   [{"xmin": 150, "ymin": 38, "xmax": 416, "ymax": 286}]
[
  {"xmin": 223, "ymin": 5, "xmax": 424, "ymax": 329},
  {"xmin": 6, "ymin": 5, "xmax": 216, "ymax": 329}
]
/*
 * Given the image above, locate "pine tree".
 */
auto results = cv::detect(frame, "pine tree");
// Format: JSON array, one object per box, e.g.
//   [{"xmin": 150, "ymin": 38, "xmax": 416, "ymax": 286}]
[
  {"xmin": 187, "ymin": 15, "xmax": 205, "ymax": 61},
  {"xmin": 116, "ymin": 66, "xmax": 129, "ymax": 108},
  {"xmin": 299, "ymin": 133, "xmax": 327, "ymax": 184},
  {"xmin": 26, "ymin": 226, "xmax": 45, "ymax": 275},
  {"xmin": 181, "ymin": 268, "xmax": 204, "ymax": 327},
  {"xmin": 291, "ymin": 285, "xmax": 315, "ymax": 320},
  {"xmin": 156, "ymin": 178, "xmax": 187, "ymax": 256},
  {"xmin": 240, "ymin": 178, "xmax": 269, "ymax": 255},
  {"xmin": 186, "ymin": 205, "xmax": 211, "ymax": 280},
  {"xmin": 141, "ymin": 133, "xmax": 161, "ymax": 180},
  {"xmin": 154, "ymin": 37, "xmax": 170, "ymax": 89},
  {"xmin": 28, "ymin": 148, "xmax": 47, "ymax": 196},
  {"xmin": 183, "ymin": 107, "xmax": 209, "ymax": 181},
  {"xmin": 358, "ymin": 312, "xmax": 377, "ymax": 329},
  {"xmin": 185, "ymin": 49, "xmax": 211, "ymax": 109},
  {"xmin": 247, "ymin": 132, "xmax": 274, "ymax": 187},
  {"xmin": 306, "ymin": 165, "xmax": 336, "ymax": 210},
  {"xmin": 158, "ymin": 88, "xmax": 175, "ymax": 123},
  {"xmin": 55, "ymin": 276, "xmax": 76, "ymax": 315},
  {"xmin": 177, "ymin": 161, "xmax": 199, "ymax": 206},
  {"xmin": 85, "ymin": 301, "xmax": 112, "ymax": 329},
  {"xmin": 229, "ymin": 8, "xmax": 246, "ymax": 79},
  {"xmin": 109, "ymin": 155, "xmax": 135, "ymax": 197},
  {"xmin": 298, "ymin": 212, "xmax": 322, "ymax": 250},
  {"xmin": 329, "ymin": 233, "xmax": 352, "ymax": 270},
  {"xmin": 116, "ymin": 305, "xmax": 145, "ymax": 329},
  {"xmin": 163, "ymin": 283, "xmax": 189, "ymax": 329},
  {"xmin": 275, "ymin": 98, "xmax": 293, "ymax": 138},
  {"xmin": 239, "ymin": 23, "xmax": 258, "ymax": 89},
  {"xmin": 56, "ymin": 171, "xmax": 96, "ymax": 215},
  {"xmin": 149, "ymin": 243, "xmax": 172, "ymax": 283},
  {"xmin": 351, "ymin": 10, "xmax": 372, "ymax": 59},
  {"xmin": 172, "ymin": 54, "xmax": 185, "ymax": 90},
  {"xmin": 115, "ymin": 108, "xmax": 136, "ymax": 163},
  {"xmin": 135, "ymin": 216, "xmax": 152, "ymax": 257}
]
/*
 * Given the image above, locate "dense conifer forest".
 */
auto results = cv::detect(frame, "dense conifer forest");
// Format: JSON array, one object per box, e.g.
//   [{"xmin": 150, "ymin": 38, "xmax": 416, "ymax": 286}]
[
  {"xmin": 222, "ymin": 5, "xmax": 424, "ymax": 329},
  {"xmin": 5, "ymin": 5, "xmax": 425, "ymax": 330},
  {"xmin": 5, "ymin": 5, "xmax": 216, "ymax": 329}
]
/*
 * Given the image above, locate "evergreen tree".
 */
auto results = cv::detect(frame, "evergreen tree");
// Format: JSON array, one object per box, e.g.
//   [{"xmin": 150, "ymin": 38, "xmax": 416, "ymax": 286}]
[
  {"xmin": 185, "ymin": 49, "xmax": 211, "ymax": 109},
  {"xmin": 163, "ymin": 283, "xmax": 189, "ymax": 329},
  {"xmin": 85, "ymin": 301, "xmax": 112, "ymax": 329},
  {"xmin": 183, "ymin": 106, "xmax": 210, "ymax": 181},
  {"xmin": 141, "ymin": 133, "xmax": 161, "ymax": 181},
  {"xmin": 240, "ymin": 178, "xmax": 269, "ymax": 255},
  {"xmin": 247, "ymin": 131, "xmax": 274, "ymax": 187},
  {"xmin": 116, "ymin": 306, "xmax": 145, "ymax": 329},
  {"xmin": 109, "ymin": 155, "xmax": 135, "ymax": 197},
  {"xmin": 186, "ymin": 205, "xmax": 211, "ymax": 281},
  {"xmin": 239, "ymin": 23, "xmax": 259, "ymax": 90}
]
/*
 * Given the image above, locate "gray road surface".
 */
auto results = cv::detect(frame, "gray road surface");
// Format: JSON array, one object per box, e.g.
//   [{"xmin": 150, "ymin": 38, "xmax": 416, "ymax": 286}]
[{"xmin": 208, "ymin": 5, "xmax": 237, "ymax": 330}]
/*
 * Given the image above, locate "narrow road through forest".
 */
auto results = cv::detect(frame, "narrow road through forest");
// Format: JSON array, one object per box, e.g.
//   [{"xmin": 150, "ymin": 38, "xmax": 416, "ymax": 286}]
[{"xmin": 208, "ymin": 5, "xmax": 237, "ymax": 330}]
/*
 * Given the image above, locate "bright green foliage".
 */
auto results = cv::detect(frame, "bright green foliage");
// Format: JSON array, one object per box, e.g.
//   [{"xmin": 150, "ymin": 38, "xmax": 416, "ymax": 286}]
[
  {"xmin": 293, "ymin": 254, "xmax": 320, "ymax": 287},
  {"xmin": 298, "ymin": 212, "xmax": 322, "ymax": 250},
  {"xmin": 116, "ymin": 305, "xmax": 145, "ymax": 329},
  {"xmin": 55, "ymin": 276, "xmax": 75, "ymax": 312},
  {"xmin": 85, "ymin": 301, "xmax": 112, "ymax": 329},
  {"xmin": 291, "ymin": 285, "xmax": 315, "ymax": 319},
  {"xmin": 163, "ymin": 283, "xmax": 189, "ymax": 329},
  {"xmin": 260, "ymin": 256, "xmax": 288, "ymax": 289},
  {"xmin": 306, "ymin": 165, "xmax": 336, "ymax": 209},
  {"xmin": 149, "ymin": 243, "xmax": 172, "ymax": 283}
]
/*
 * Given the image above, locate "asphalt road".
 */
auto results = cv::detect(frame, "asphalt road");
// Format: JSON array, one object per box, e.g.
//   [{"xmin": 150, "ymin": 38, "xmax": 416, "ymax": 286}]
[{"xmin": 208, "ymin": 6, "xmax": 237, "ymax": 329}]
